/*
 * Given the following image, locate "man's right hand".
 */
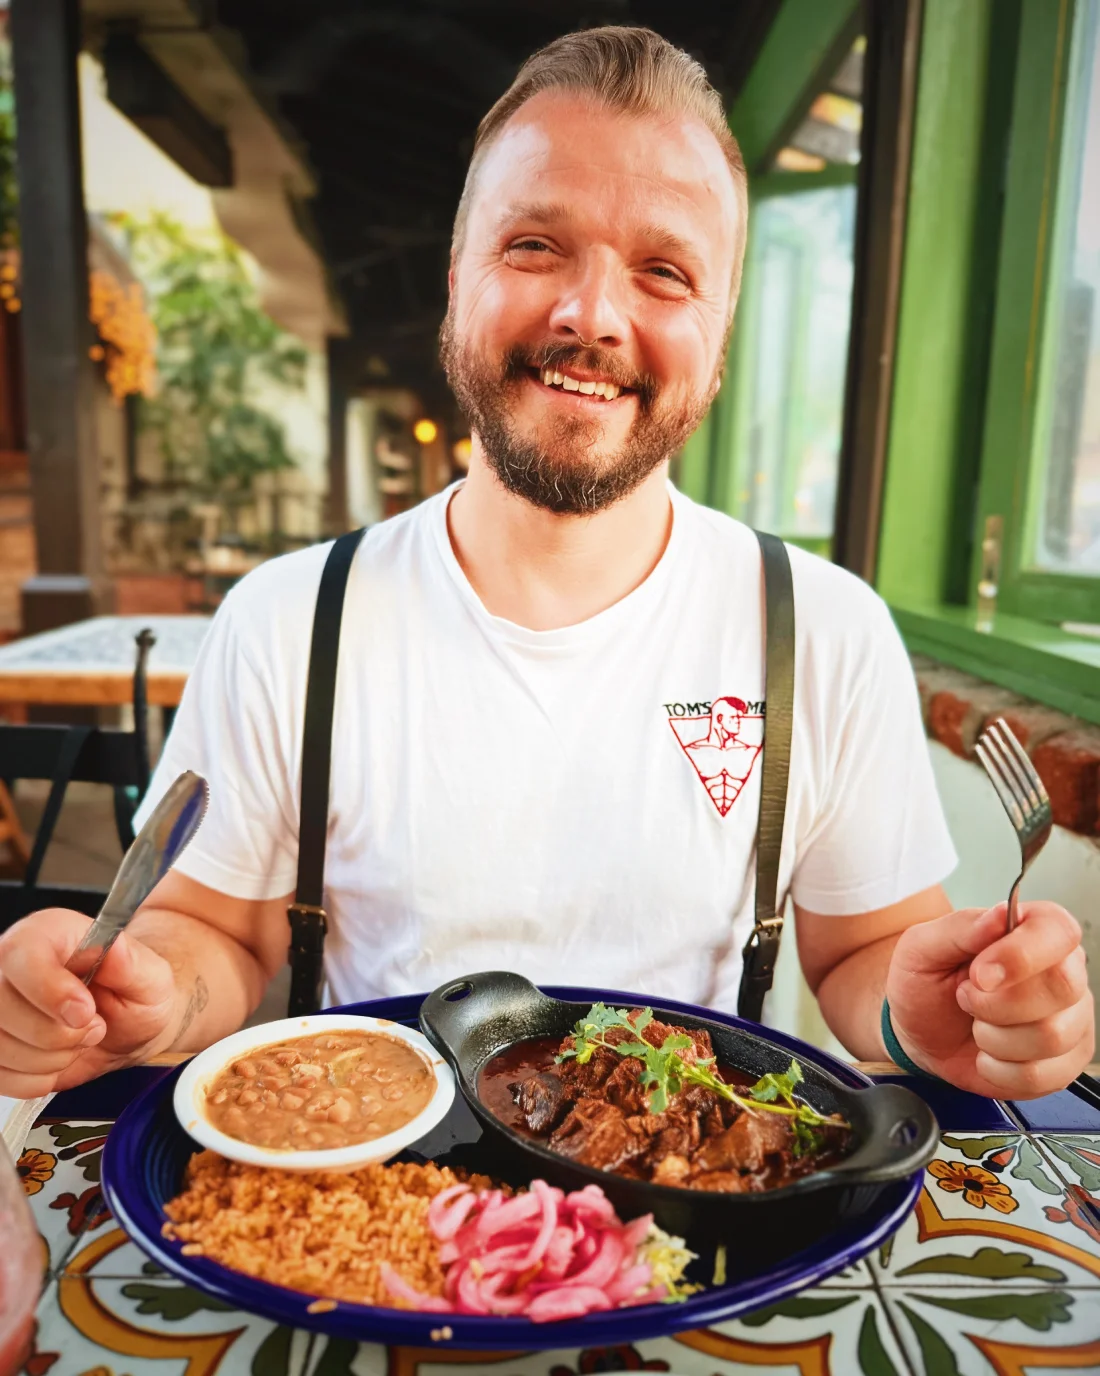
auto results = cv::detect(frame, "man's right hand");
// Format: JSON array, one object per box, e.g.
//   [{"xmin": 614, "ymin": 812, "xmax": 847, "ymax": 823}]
[{"xmin": 0, "ymin": 909, "xmax": 177, "ymax": 1098}]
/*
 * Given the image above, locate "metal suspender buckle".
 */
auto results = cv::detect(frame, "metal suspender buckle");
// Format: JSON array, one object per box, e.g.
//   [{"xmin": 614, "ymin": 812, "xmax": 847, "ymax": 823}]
[
  {"xmin": 741, "ymin": 913, "xmax": 785, "ymax": 978},
  {"xmin": 287, "ymin": 902, "xmax": 328, "ymax": 954}
]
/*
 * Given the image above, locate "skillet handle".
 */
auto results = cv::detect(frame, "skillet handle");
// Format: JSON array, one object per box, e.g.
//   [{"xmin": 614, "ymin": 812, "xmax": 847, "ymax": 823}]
[
  {"xmin": 830, "ymin": 1083, "xmax": 939, "ymax": 1183},
  {"xmin": 419, "ymin": 970, "xmax": 561, "ymax": 1071}
]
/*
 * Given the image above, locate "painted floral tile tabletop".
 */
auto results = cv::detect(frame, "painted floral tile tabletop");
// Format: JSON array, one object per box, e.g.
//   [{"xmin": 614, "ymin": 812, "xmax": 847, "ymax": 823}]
[{"xmin": 15, "ymin": 1070, "xmax": 1100, "ymax": 1376}]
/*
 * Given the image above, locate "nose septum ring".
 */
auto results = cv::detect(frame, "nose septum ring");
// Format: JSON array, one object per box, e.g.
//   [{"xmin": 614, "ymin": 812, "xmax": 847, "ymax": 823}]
[{"xmin": 577, "ymin": 336, "xmax": 597, "ymax": 348}]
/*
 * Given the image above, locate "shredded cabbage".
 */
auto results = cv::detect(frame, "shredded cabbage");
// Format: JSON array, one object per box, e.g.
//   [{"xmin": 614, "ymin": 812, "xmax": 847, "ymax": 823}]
[{"xmin": 636, "ymin": 1224, "xmax": 702, "ymax": 1302}]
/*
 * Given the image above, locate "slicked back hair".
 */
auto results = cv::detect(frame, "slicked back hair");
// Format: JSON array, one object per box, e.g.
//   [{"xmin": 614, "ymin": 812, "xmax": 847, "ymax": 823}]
[{"xmin": 451, "ymin": 25, "xmax": 749, "ymax": 301}]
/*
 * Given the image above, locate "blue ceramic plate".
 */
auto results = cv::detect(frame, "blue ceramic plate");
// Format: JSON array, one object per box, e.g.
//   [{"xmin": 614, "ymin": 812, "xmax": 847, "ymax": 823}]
[{"xmin": 102, "ymin": 987, "xmax": 923, "ymax": 1350}]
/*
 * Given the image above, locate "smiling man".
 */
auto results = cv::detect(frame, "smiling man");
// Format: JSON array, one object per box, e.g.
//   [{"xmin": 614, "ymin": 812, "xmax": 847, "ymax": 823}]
[{"xmin": 0, "ymin": 27, "xmax": 1093, "ymax": 1104}]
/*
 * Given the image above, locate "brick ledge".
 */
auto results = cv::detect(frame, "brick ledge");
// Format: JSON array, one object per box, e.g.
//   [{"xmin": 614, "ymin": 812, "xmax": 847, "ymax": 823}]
[{"xmin": 912, "ymin": 655, "xmax": 1100, "ymax": 837}]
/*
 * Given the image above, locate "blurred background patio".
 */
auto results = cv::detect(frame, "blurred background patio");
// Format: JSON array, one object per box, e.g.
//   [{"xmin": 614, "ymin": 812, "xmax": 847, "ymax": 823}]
[{"xmin": 0, "ymin": 0, "xmax": 1097, "ymax": 1048}]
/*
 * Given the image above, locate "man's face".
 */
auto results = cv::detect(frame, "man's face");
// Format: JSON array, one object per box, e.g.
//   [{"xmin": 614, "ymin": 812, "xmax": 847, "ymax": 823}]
[
  {"xmin": 442, "ymin": 90, "xmax": 740, "ymax": 514},
  {"xmin": 714, "ymin": 705, "xmax": 742, "ymax": 745}
]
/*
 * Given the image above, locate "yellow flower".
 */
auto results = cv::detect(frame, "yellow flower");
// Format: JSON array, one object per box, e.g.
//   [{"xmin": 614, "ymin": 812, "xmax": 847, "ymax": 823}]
[
  {"xmin": 88, "ymin": 268, "xmax": 157, "ymax": 402},
  {"xmin": 928, "ymin": 1158, "xmax": 1018, "ymax": 1214},
  {"xmin": 17, "ymin": 1147, "xmax": 57, "ymax": 1197}
]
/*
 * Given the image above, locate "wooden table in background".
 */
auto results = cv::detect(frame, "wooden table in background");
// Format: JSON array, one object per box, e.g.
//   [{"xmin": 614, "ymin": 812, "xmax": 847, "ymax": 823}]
[{"xmin": 0, "ymin": 615, "xmax": 212, "ymax": 709}]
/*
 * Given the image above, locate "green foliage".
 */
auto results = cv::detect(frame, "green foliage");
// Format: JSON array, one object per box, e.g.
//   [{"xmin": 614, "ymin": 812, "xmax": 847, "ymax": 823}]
[
  {"xmin": 118, "ymin": 212, "xmax": 307, "ymax": 496},
  {"xmin": 559, "ymin": 1003, "xmax": 844, "ymax": 1150},
  {"xmin": 251, "ymin": 1325, "xmax": 295, "ymax": 1376},
  {"xmin": 897, "ymin": 1247, "xmax": 1066, "ymax": 1283},
  {"xmin": 1011, "ymin": 1138, "xmax": 1063, "ymax": 1195},
  {"xmin": 0, "ymin": 38, "xmax": 17, "ymax": 245},
  {"xmin": 312, "ymin": 1337, "xmax": 360, "ymax": 1376},
  {"xmin": 120, "ymin": 1280, "xmax": 237, "ymax": 1320},
  {"xmin": 739, "ymin": 1293, "xmax": 859, "ymax": 1326},
  {"xmin": 897, "ymin": 1303, "xmax": 961, "ymax": 1376},
  {"xmin": 940, "ymin": 1133, "xmax": 1015, "ymax": 1160},
  {"xmin": 857, "ymin": 1305, "xmax": 901, "ymax": 1376},
  {"xmin": 47, "ymin": 1123, "xmax": 113, "ymax": 1148},
  {"xmin": 749, "ymin": 1061, "xmax": 804, "ymax": 1103},
  {"xmin": 1043, "ymin": 1136, "xmax": 1100, "ymax": 1192},
  {"xmin": 914, "ymin": 1290, "xmax": 1074, "ymax": 1332}
]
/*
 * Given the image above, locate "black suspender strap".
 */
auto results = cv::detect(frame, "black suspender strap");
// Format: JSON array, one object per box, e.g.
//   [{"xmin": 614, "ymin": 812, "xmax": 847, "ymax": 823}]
[
  {"xmin": 737, "ymin": 531, "xmax": 796, "ymax": 1024},
  {"xmin": 287, "ymin": 523, "xmax": 789, "ymax": 1019},
  {"xmin": 287, "ymin": 528, "xmax": 368, "ymax": 1017}
]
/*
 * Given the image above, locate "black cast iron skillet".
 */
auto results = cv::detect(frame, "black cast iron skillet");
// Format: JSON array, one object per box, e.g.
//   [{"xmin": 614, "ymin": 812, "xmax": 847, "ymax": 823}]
[{"xmin": 420, "ymin": 971, "xmax": 938, "ymax": 1269}]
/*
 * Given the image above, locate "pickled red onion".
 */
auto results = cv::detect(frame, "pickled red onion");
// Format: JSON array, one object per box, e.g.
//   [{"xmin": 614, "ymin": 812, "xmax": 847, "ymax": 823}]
[{"xmin": 380, "ymin": 1180, "xmax": 674, "ymax": 1323}]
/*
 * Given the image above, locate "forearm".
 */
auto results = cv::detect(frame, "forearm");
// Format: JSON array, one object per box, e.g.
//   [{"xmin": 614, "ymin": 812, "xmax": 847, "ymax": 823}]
[
  {"xmin": 813, "ymin": 932, "xmax": 898, "ymax": 1061},
  {"xmin": 128, "ymin": 907, "xmax": 270, "ymax": 1057}
]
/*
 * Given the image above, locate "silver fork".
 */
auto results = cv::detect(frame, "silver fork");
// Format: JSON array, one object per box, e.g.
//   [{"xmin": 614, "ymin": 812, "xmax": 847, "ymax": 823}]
[
  {"xmin": 974, "ymin": 718, "xmax": 1052, "ymax": 933},
  {"xmin": 975, "ymin": 717, "xmax": 1100, "ymax": 1113}
]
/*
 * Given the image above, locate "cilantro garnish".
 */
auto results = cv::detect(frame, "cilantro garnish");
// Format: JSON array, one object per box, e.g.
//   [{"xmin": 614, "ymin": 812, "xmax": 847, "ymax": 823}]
[{"xmin": 557, "ymin": 1004, "xmax": 846, "ymax": 1153}]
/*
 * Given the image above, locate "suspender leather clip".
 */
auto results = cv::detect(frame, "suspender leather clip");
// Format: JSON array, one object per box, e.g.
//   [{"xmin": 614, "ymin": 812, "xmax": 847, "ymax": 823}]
[
  {"xmin": 288, "ymin": 902, "xmax": 328, "ymax": 952},
  {"xmin": 287, "ymin": 902, "xmax": 329, "ymax": 1017},
  {"xmin": 741, "ymin": 914, "xmax": 785, "ymax": 977}
]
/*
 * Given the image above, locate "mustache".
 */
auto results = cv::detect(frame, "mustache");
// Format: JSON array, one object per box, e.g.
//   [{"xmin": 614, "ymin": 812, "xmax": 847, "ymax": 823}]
[{"xmin": 502, "ymin": 342, "xmax": 658, "ymax": 408}]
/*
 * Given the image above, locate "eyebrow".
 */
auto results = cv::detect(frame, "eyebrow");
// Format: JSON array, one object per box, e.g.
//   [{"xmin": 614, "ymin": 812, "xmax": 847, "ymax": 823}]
[
  {"xmin": 495, "ymin": 201, "xmax": 576, "ymax": 231},
  {"xmin": 496, "ymin": 201, "xmax": 702, "ymax": 265},
  {"xmin": 638, "ymin": 224, "xmax": 700, "ymax": 264}
]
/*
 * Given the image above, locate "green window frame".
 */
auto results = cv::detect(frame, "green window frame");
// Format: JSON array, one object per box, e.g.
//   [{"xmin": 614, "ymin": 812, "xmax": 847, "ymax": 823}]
[
  {"xmin": 878, "ymin": 0, "xmax": 1100, "ymax": 725},
  {"xmin": 972, "ymin": 0, "xmax": 1098, "ymax": 626},
  {"xmin": 705, "ymin": 167, "xmax": 857, "ymax": 561},
  {"xmin": 684, "ymin": 0, "xmax": 1100, "ymax": 720},
  {"xmin": 674, "ymin": 0, "xmax": 863, "ymax": 560}
]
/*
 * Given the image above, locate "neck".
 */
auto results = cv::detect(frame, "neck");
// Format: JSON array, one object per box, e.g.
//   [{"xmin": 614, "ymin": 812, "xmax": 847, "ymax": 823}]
[{"xmin": 447, "ymin": 444, "xmax": 674, "ymax": 631}]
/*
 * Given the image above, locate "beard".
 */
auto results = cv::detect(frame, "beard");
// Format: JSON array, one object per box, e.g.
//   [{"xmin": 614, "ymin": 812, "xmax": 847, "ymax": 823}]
[{"xmin": 439, "ymin": 308, "xmax": 717, "ymax": 515}]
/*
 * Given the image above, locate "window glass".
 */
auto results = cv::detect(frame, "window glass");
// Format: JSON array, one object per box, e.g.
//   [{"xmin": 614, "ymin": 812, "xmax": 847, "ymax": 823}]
[
  {"xmin": 1031, "ymin": 0, "xmax": 1100, "ymax": 574},
  {"xmin": 736, "ymin": 186, "xmax": 856, "ymax": 538},
  {"xmin": 774, "ymin": 37, "xmax": 864, "ymax": 172}
]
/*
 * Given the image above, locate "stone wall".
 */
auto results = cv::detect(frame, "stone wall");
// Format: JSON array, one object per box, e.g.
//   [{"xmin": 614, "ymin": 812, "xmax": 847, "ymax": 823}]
[{"xmin": 913, "ymin": 655, "xmax": 1100, "ymax": 837}]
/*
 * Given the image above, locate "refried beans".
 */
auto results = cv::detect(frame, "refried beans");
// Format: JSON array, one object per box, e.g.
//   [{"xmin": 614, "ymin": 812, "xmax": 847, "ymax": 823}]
[{"xmin": 203, "ymin": 1030, "xmax": 435, "ymax": 1150}]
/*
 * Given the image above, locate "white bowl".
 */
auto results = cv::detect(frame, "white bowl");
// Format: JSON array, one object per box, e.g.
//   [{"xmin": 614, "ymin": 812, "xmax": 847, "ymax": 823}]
[{"xmin": 173, "ymin": 1014, "xmax": 455, "ymax": 1173}]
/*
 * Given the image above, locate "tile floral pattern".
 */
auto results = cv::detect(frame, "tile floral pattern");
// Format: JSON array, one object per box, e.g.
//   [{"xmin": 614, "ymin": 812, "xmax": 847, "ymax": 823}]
[{"xmin": 18, "ymin": 1122, "xmax": 1100, "ymax": 1376}]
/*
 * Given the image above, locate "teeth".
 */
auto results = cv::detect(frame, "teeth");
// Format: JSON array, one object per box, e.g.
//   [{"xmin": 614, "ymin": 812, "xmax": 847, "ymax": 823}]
[{"xmin": 537, "ymin": 369, "xmax": 623, "ymax": 400}]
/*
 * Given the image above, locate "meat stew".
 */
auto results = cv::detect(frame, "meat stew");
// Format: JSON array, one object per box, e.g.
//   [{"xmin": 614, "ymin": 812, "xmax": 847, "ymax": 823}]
[
  {"xmin": 204, "ymin": 1030, "xmax": 435, "ymax": 1151},
  {"xmin": 478, "ymin": 1010, "xmax": 851, "ymax": 1193}
]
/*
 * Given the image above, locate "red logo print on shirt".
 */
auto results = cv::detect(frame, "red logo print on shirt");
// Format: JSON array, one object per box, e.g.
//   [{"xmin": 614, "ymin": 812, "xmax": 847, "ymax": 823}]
[{"xmin": 665, "ymin": 697, "xmax": 764, "ymax": 818}]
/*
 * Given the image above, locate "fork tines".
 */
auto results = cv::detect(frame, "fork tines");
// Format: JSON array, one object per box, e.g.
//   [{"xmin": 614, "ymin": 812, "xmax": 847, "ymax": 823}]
[{"xmin": 974, "ymin": 718, "xmax": 1051, "ymax": 828}]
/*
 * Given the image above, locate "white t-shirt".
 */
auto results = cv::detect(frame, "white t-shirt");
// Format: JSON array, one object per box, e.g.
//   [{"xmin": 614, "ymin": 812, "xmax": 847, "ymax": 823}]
[{"xmin": 137, "ymin": 483, "xmax": 956, "ymax": 1012}]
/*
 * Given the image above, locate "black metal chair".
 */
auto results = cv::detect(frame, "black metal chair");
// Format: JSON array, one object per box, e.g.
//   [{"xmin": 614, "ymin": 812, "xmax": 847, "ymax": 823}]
[{"xmin": 0, "ymin": 630, "xmax": 155, "ymax": 932}]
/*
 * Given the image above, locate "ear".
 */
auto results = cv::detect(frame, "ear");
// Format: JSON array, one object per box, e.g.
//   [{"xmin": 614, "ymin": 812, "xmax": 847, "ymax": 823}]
[{"xmin": 448, "ymin": 263, "xmax": 456, "ymax": 296}]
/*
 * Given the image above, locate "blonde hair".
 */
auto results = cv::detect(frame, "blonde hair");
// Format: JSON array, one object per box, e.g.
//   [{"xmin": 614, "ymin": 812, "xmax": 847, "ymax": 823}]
[{"xmin": 452, "ymin": 26, "xmax": 749, "ymax": 299}]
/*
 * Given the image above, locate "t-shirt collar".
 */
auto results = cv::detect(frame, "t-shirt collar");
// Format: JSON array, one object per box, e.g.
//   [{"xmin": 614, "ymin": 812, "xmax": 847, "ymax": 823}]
[{"xmin": 430, "ymin": 477, "xmax": 686, "ymax": 650}]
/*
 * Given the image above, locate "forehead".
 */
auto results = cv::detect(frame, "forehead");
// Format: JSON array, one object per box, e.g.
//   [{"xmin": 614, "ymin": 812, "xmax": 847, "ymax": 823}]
[{"xmin": 467, "ymin": 90, "xmax": 739, "ymax": 262}]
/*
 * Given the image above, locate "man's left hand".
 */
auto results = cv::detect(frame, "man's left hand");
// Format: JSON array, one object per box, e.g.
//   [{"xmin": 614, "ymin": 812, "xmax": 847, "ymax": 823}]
[{"xmin": 885, "ymin": 901, "xmax": 1094, "ymax": 1098}]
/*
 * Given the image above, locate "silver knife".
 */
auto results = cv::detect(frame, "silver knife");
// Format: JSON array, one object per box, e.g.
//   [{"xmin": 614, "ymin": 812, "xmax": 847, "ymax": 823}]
[
  {"xmin": 1, "ymin": 771, "xmax": 209, "ymax": 1157},
  {"xmin": 64, "ymin": 770, "xmax": 209, "ymax": 986}
]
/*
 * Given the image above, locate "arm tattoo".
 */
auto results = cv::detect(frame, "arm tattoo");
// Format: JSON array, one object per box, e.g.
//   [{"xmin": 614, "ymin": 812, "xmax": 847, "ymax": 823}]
[{"xmin": 172, "ymin": 974, "xmax": 210, "ymax": 1047}]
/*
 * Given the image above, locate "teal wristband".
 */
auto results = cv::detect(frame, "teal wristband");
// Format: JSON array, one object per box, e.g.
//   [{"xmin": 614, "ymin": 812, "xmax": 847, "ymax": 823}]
[{"xmin": 881, "ymin": 999, "xmax": 935, "ymax": 1078}]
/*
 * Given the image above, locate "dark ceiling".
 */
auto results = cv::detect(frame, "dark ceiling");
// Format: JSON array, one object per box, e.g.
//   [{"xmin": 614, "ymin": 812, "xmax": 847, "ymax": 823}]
[{"xmin": 216, "ymin": 0, "xmax": 780, "ymax": 402}]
